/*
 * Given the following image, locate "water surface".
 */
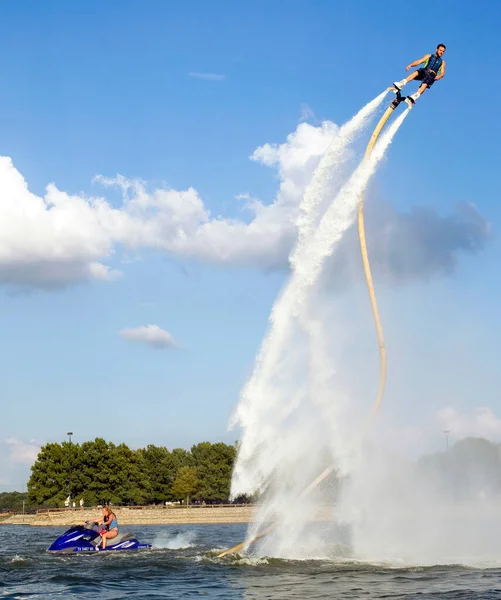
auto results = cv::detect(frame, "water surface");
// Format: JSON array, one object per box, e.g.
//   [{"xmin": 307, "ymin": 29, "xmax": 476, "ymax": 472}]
[{"xmin": 1, "ymin": 524, "xmax": 501, "ymax": 599}]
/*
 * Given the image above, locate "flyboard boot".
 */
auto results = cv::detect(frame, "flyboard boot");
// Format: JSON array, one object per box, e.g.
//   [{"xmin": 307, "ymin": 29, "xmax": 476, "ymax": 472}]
[
  {"xmin": 387, "ymin": 78, "xmax": 408, "ymax": 93},
  {"xmin": 404, "ymin": 91, "xmax": 421, "ymax": 108}
]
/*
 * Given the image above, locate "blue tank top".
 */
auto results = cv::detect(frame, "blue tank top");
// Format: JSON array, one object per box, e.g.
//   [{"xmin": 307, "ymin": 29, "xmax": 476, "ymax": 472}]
[
  {"xmin": 109, "ymin": 517, "xmax": 118, "ymax": 529},
  {"xmin": 425, "ymin": 54, "xmax": 443, "ymax": 74}
]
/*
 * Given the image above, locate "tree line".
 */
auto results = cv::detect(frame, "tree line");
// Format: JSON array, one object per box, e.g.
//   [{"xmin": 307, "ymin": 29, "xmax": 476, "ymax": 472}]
[
  {"xmin": 26, "ymin": 438, "xmax": 246, "ymax": 508},
  {"xmin": 0, "ymin": 491, "xmax": 28, "ymax": 513},
  {"xmin": 8, "ymin": 435, "xmax": 500, "ymax": 512},
  {"xmin": 416, "ymin": 436, "xmax": 501, "ymax": 501}
]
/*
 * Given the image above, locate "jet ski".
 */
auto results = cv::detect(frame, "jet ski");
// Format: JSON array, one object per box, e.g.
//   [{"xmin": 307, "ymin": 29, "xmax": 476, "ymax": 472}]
[{"xmin": 47, "ymin": 520, "xmax": 152, "ymax": 554}]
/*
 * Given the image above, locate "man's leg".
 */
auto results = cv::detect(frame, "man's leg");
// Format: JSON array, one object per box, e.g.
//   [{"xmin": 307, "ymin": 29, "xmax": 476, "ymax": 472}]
[
  {"xmin": 408, "ymin": 81, "xmax": 431, "ymax": 104},
  {"xmin": 392, "ymin": 70, "xmax": 420, "ymax": 91},
  {"xmin": 405, "ymin": 71, "xmax": 420, "ymax": 84}
]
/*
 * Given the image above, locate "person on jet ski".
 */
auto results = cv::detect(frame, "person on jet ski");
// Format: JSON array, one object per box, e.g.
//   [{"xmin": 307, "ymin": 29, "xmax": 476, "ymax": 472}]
[{"xmin": 92, "ymin": 505, "xmax": 119, "ymax": 549}]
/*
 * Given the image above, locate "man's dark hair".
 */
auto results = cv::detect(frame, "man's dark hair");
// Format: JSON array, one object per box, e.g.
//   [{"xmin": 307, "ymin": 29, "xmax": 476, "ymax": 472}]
[{"xmin": 437, "ymin": 43, "xmax": 446, "ymax": 50}]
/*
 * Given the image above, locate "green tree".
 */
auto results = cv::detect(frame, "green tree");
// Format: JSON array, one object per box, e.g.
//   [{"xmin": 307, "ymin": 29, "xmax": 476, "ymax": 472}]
[
  {"xmin": 172, "ymin": 466, "xmax": 199, "ymax": 505},
  {"xmin": 161, "ymin": 447, "xmax": 194, "ymax": 501},
  {"xmin": 26, "ymin": 436, "xmax": 240, "ymax": 508},
  {"xmin": 0, "ymin": 491, "xmax": 29, "ymax": 512},
  {"xmin": 28, "ymin": 442, "xmax": 79, "ymax": 506},
  {"xmin": 138, "ymin": 445, "xmax": 173, "ymax": 503},
  {"xmin": 78, "ymin": 438, "xmax": 122, "ymax": 505},
  {"xmin": 111, "ymin": 444, "xmax": 149, "ymax": 505},
  {"xmin": 191, "ymin": 442, "xmax": 236, "ymax": 502}
]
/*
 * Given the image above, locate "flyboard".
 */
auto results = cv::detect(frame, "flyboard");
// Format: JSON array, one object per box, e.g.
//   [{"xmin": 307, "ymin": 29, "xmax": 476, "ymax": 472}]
[{"xmin": 217, "ymin": 88, "xmax": 412, "ymax": 559}]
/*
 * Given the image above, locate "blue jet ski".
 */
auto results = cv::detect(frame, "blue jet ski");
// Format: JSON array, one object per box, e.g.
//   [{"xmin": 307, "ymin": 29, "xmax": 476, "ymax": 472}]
[{"xmin": 47, "ymin": 520, "xmax": 152, "ymax": 554}]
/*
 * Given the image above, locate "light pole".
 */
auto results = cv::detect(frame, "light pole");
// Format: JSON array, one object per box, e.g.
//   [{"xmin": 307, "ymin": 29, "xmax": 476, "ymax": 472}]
[
  {"xmin": 444, "ymin": 430, "xmax": 450, "ymax": 451},
  {"xmin": 67, "ymin": 432, "xmax": 73, "ymax": 507}
]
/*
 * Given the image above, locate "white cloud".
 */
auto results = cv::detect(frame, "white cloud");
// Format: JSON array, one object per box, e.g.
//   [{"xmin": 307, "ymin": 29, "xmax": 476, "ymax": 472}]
[
  {"xmin": 0, "ymin": 157, "xmax": 125, "ymax": 288},
  {"xmin": 0, "ymin": 120, "xmax": 336, "ymax": 288},
  {"xmin": 0, "ymin": 439, "xmax": 41, "ymax": 492},
  {"xmin": 119, "ymin": 324, "xmax": 180, "ymax": 349},
  {"xmin": 0, "ymin": 113, "xmax": 488, "ymax": 290},
  {"xmin": 188, "ymin": 72, "xmax": 225, "ymax": 81},
  {"xmin": 437, "ymin": 407, "xmax": 501, "ymax": 439},
  {"xmin": 3, "ymin": 438, "xmax": 41, "ymax": 465}
]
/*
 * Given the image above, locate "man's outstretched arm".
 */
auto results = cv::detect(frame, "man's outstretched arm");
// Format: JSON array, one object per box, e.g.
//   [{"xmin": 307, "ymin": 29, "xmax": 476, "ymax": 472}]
[{"xmin": 405, "ymin": 54, "xmax": 431, "ymax": 71}]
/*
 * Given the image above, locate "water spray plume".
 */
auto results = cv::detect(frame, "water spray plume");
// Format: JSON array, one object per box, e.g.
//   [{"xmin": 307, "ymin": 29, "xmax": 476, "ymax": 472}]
[
  {"xmin": 218, "ymin": 94, "xmax": 410, "ymax": 559},
  {"xmin": 229, "ymin": 93, "xmax": 392, "ymax": 437},
  {"xmin": 291, "ymin": 90, "xmax": 388, "ymax": 266},
  {"xmin": 232, "ymin": 106, "xmax": 410, "ymax": 493}
]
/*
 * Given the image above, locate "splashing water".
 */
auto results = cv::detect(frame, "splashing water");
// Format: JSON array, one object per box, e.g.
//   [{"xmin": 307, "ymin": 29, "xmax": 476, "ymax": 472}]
[
  {"xmin": 229, "ymin": 96, "xmax": 410, "ymax": 559},
  {"xmin": 153, "ymin": 530, "xmax": 197, "ymax": 549},
  {"xmin": 291, "ymin": 90, "xmax": 389, "ymax": 265}
]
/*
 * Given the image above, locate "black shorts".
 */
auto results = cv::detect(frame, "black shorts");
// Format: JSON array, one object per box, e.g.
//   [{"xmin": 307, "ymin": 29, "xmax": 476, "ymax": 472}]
[{"xmin": 415, "ymin": 68, "xmax": 437, "ymax": 88}]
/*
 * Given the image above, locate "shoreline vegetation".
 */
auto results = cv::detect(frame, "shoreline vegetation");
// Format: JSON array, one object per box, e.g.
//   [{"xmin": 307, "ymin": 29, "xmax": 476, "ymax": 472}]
[
  {"xmin": 6, "ymin": 436, "xmax": 498, "ymax": 527},
  {"xmin": 24, "ymin": 439, "xmax": 249, "ymax": 509}
]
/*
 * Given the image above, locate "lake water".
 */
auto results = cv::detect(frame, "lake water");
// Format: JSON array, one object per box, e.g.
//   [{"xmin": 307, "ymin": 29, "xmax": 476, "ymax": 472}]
[{"xmin": 1, "ymin": 523, "xmax": 501, "ymax": 599}]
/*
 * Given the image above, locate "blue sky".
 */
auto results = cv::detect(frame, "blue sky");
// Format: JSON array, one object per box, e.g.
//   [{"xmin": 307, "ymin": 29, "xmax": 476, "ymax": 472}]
[{"xmin": 1, "ymin": 0, "xmax": 501, "ymax": 491}]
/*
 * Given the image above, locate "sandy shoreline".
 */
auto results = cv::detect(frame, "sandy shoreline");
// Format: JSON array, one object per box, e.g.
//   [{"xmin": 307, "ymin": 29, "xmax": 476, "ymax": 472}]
[
  {"xmin": 0, "ymin": 505, "xmax": 334, "ymax": 527},
  {"xmin": 0, "ymin": 506, "xmax": 256, "ymax": 527}
]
